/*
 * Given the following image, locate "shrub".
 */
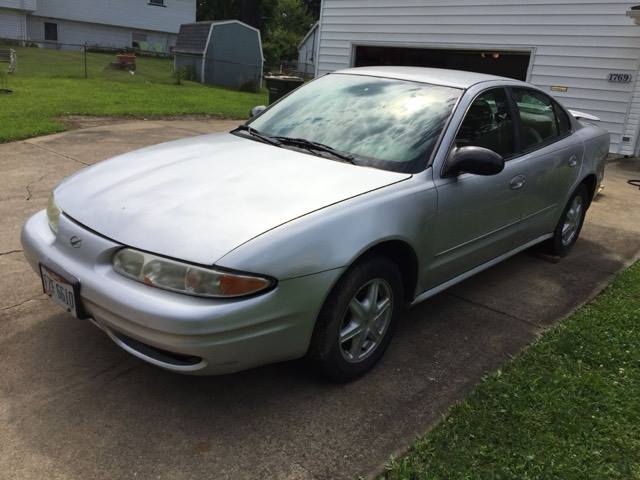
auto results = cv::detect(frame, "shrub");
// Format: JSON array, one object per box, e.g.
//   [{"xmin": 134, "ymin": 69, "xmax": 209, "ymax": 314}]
[{"xmin": 173, "ymin": 65, "xmax": 196, "ymax": 85}]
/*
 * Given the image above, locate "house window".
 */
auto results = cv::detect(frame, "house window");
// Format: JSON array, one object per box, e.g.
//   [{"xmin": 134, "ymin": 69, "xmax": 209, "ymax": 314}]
[
  {"xmin": 132, "ymin": 32, "xmax": 148, "ymax": 49},
  {"xmin": 44, "ymin": 22, "xmax": 58, "ymax": 42},
  {"xmin": 148, "ymin": 0, "xmax": 165, "ymax": 6}
]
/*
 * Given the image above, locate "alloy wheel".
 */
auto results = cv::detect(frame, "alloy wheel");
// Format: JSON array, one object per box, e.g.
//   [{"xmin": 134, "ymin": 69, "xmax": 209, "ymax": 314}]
[
  {"xmin": 338, "ymin": 278, "xmax": 393, "ymax": 363},
  {"xmin": 561, "ymin": 195, "xmax": 584, "ymax": 247}
]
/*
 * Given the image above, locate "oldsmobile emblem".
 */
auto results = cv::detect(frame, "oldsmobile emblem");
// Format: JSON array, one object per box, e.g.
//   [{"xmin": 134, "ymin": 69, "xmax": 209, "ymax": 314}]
[{"xmin": 69, "ymin": 236, "xmax": 82, "ymax": 248}]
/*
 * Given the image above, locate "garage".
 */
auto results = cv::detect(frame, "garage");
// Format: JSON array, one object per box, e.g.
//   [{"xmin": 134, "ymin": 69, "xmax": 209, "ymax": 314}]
[
  {"xmin": 315, "ymin": 1, "xmax": 640, "ymax": 156},
  {"xmin": 354, "ymin": 46, "xmax": 531, "ymax": 81}
]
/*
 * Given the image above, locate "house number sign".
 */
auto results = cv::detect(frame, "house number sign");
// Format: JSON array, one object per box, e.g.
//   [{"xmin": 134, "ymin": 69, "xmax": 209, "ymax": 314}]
[{"xmin": 608, "ymin": 73, "xmax": 633, "ymax": 83}]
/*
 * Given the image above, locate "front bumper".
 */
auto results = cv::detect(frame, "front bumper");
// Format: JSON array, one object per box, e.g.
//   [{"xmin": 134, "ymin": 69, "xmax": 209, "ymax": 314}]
[{"xmin": 21, "ymin": 210, "xmax": 342, "ymax": 375}]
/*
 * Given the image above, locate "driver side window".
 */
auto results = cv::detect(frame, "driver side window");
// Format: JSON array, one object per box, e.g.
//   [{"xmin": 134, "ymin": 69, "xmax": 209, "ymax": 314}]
[{"xmin": 455, "ymin": 88, "xmax": 515, "ymax": 158}]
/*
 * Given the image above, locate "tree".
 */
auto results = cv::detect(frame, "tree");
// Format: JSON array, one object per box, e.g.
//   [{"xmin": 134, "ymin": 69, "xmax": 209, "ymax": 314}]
[
  {"xmin": 302, "ymin": 0, "xmax": 321, "ymax": 18},
  {"xmin": 262, "ymin": 0, "xmax": 314, "ymax": 65},
  {"xmin": 197, "ymin": 0, "xmax": 278, "ymax": 29}
]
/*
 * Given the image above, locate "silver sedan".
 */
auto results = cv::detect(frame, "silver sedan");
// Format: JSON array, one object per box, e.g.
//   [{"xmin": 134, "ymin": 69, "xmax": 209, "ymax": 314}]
[{"xmin": 22, "ymin": 67, "xmax": 609, "ymax": 381}]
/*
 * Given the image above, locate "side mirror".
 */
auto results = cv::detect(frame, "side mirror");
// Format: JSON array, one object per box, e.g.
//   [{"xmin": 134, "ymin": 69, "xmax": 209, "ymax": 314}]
[
  {"xmin": 446, "ymin": 146, "xmax": 504, "ymax": 176},
  {"xmin": 249, "ymin": 105, "xmax": 267, "ymax": 118}
]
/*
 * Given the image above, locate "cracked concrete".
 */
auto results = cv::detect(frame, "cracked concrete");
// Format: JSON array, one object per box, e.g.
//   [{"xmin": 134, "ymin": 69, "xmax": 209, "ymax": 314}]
[
  {"xmin": 0, "ymin": 118, "xmax": 639, "ymax": 480},
  {"xmin": 24, "ymin": 140, "xmax": 91, "ymax": 167},
  {"xmin": 25, "ymin": 174, "xmax": 46, "ymax": 201},
  {"xmin": 0, "ymin": 295, "xmax": 45, "ymax": 312},
  {"xmin": 444, "ymin": 290, "xmax": 543, "ymax": 329}
]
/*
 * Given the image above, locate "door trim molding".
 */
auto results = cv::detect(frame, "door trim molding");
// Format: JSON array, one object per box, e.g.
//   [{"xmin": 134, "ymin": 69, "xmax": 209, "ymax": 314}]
[
  {"xmin": 411, "ymin": 233, "xmax": 553, "ymax": 307},
  {"xmin": 434, "ymin": 217, "xmax": 522, "ymax": 257}
]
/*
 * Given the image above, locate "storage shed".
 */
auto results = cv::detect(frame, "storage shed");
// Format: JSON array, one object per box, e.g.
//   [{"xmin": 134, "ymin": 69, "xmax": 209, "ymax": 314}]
[
  {"xmin": 314, "ymin": 1, "xmax": 640, "ymax": 156},
  {"xmin": 174, "ymin": 20, "xmax": 263, "ymax": 92}
]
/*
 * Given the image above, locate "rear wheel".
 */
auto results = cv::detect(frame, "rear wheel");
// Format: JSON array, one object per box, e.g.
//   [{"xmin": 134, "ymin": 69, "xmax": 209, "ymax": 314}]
[
  {"xmin": 307, "ymin": 256, "xmax": 403, "ymax": 382},
  {"xmin": 543, "ymin": 184, "xmax": 588, "ymax": 257}
]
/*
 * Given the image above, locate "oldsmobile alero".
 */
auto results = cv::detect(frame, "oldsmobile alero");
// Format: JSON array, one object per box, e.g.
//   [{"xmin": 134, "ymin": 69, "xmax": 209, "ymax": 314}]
[{"xmin": 21, "ymin": 67, "xmax": 609, "ymax": 381}]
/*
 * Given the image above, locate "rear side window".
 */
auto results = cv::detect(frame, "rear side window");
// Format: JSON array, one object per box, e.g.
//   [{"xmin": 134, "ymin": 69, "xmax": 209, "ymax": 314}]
[
  {"xmin": 455, "ymin": 88, "xmax": 515, "ymax": 158},
  {"xmin": 512, "ymin": 88, "xmax": 560, "ymax": 150},
  {"xmin": 554, "ymin": 102, "xmax": 572, "ymax": 135}
]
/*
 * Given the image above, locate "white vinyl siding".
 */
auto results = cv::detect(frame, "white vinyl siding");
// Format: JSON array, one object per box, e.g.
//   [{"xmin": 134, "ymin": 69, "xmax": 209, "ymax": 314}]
[
  {"xmin": 27, "ymin": 16, "xmax": 177, "ymax": 51},
  {"xmin": 0, "ymin": 0, "xmax": 36, "ymax": 11},
  {"xmin": 316, "ymin": 0, "xmax": 640, "ymax": 154},
  {"xmin": 32, "ymin": 0, "xmax": 195, "ymax": 35},
  {"xmin": 0, "ymin": 7, "xmax": 27, "ymax": 40}
]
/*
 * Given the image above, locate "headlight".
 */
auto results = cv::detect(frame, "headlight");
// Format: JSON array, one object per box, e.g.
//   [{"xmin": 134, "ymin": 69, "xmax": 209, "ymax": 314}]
[
  {"xmin": 112, "ymin": 248, "xmax": 274, "ymax": 298},
  {"xmin": 46, "ymin": 192, "xmax": 61, "ymax": 234}
]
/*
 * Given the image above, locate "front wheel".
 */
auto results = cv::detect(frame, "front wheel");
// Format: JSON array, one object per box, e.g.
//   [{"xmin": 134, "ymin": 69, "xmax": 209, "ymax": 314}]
[
  {"xmin": 543, "ymin": 184, "xmax": 588, "ymax": 256},
  {"xmin": 307, "ymin": 256, "xmax": 403, "ymax": 382}
]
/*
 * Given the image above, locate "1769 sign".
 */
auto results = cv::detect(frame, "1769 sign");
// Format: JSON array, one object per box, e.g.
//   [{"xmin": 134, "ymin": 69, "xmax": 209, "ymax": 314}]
[{"xmin": 608, "ymin": 73, "xmax": 633, "ymax": 83}]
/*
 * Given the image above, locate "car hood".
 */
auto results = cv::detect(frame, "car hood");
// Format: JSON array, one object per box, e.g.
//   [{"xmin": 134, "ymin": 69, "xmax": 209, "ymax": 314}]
[{"xmin": 56, "ymin": 133, "xmax": 411, "ymax": 265}]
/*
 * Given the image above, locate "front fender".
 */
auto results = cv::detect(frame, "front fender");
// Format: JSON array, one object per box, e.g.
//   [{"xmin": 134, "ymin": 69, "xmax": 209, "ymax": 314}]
[{"xmin": 216, "ymin": 173, "xmax": 438, "ymax": 282}]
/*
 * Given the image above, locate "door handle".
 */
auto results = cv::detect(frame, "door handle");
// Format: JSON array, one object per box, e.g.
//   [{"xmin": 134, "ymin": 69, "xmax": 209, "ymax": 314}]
[
  {"xmin": 510, "ymin": 175, "xmax": 526, "ymax": 190},
  {"xmin": 568, "ymin": 155, "xmax": 578, "ymax": 167}
]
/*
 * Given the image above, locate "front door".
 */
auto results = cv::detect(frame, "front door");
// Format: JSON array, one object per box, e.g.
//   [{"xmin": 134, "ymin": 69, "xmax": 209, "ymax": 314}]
[{"xmin": 427, "ymin": 87, "xmax": 522, "ymax": 289}]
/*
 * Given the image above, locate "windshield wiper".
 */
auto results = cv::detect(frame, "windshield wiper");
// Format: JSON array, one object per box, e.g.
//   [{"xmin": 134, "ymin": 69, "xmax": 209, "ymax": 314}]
[
  {"xmin": 272, "ymin": 136, "xmax": 356, "ymax": 164},
  {"xmin": 232, "ymin": 125, "xmax": 282, "ymax": 147}
]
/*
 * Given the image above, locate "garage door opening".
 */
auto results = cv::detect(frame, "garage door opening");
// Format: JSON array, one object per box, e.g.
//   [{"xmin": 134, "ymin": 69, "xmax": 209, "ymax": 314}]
[{"xmin": 354, "ymin": 46, "xmax": 530, "ymax": 81}]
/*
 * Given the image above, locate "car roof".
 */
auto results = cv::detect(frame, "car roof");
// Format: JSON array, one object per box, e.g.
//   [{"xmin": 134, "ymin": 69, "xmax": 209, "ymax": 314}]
[{"xmin": 333, "ymin": 66, "xmax": 527, "ymax": 89}]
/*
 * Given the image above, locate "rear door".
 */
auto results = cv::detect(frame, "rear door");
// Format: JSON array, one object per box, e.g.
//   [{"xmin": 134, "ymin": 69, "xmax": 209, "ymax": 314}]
[
  {"xmin": 427, "ymin": 87, "xmax": 522, "ymax": 288},
  {"xmin": 509, "ymin": 88, "xmax": 584, "ymax": 244}
]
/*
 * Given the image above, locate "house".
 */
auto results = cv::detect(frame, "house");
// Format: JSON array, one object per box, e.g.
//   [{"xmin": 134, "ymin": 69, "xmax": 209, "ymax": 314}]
[
  {"xmin": 0, "ymin": 0, "xmax": 196, "ymax": 52},
  {"xmin": 173, "ymin": 20, "xmax": 263, "ymax": 91},
  {"xmin": 314, "ymin": 1, "xmax": 640, "ymax": 156},
  {"xmin": 297, "ymin": 21, "xmax": 318, "ymax": 76}
]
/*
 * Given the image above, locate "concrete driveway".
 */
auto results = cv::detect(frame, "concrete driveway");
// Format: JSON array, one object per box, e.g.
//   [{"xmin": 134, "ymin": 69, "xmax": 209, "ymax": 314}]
[{"xmin": 1, "ymin": 119, "xmax": 639, "ymax": 480}]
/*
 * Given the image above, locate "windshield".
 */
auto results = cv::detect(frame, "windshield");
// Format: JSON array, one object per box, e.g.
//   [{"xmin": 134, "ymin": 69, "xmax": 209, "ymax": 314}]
[{"xmin": 248, "ymin": 73, "xmax": 461, "ymax": 173}]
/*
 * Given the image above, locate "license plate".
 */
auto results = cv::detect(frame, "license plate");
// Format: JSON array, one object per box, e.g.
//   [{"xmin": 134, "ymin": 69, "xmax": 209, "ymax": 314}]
[{"xmin": 40, "ymin": 264, "xmax": 82, "ymax": 318}]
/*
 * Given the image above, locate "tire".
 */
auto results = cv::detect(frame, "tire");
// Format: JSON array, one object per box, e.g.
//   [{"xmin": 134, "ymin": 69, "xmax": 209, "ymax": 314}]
[
  {"xmin": 543, "ymin": 184, "xmax": 589, "ymax": 257},
  {"xmin": 307, "ymin": 256, "xmax": 404, "ymax": 382}
]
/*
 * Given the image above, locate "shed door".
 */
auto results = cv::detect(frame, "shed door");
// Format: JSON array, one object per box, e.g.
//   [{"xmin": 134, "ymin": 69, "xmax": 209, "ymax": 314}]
[{"xmin": 354, "ymin": 46, "xmax": 530, "ymax": 81}]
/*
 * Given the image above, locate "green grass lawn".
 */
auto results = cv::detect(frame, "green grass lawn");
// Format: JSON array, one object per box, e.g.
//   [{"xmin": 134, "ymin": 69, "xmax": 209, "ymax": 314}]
[
  {"xmin": 0, "ymin": 46, "xmax": 267, "ymax": 142},
  {"xmin": 383, "ymin": 261, "xmax": 640, "ymax": 480}
]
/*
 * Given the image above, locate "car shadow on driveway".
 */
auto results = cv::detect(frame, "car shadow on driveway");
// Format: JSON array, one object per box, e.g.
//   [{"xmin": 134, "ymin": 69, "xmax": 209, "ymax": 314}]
[{"xmin": 1, "ymin": 233, "xmax": 631, "ymax": 480}]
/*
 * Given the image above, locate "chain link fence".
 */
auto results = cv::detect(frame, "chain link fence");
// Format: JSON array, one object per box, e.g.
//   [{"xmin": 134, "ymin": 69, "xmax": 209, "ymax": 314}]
[
  {"xmin": 1, "ymin": 38, "xmax": 176, "ymax": 84},
  {"xmin": 1, "ymin": 38, "xmax": 314, "ymax": 89},
  {"xmin": 264, "ymin": 60, "xmax": 314, "ymax": 80}
]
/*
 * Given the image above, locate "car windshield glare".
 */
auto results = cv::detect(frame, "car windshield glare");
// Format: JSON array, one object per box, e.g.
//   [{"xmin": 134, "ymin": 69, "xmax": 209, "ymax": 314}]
[{"xmin": 248, "ymin": 73, "xmax": 461, "ymax": 173}]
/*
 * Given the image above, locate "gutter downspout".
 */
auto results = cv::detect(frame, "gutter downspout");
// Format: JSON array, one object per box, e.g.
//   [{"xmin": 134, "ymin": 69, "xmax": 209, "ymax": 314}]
[
  {"xmin": 19, "ymin": 0, "xmax": 26, "ymax": 44},
  {"xmin": 625, "ymin": 6, "xmax": 640, "ymax": 156}
]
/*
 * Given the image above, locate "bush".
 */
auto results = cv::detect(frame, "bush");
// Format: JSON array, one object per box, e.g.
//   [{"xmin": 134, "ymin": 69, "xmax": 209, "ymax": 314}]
[
  {"xmin": 239, "ymin": 78, "xmax": 259, "ymax": 93},
  {"xmin": 0, "ymin": 38, "xmax": 22, "ymax": 47},
  {"xmin": 173, "ymin": 65, "xmax": 196, "ymax": 85}
]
